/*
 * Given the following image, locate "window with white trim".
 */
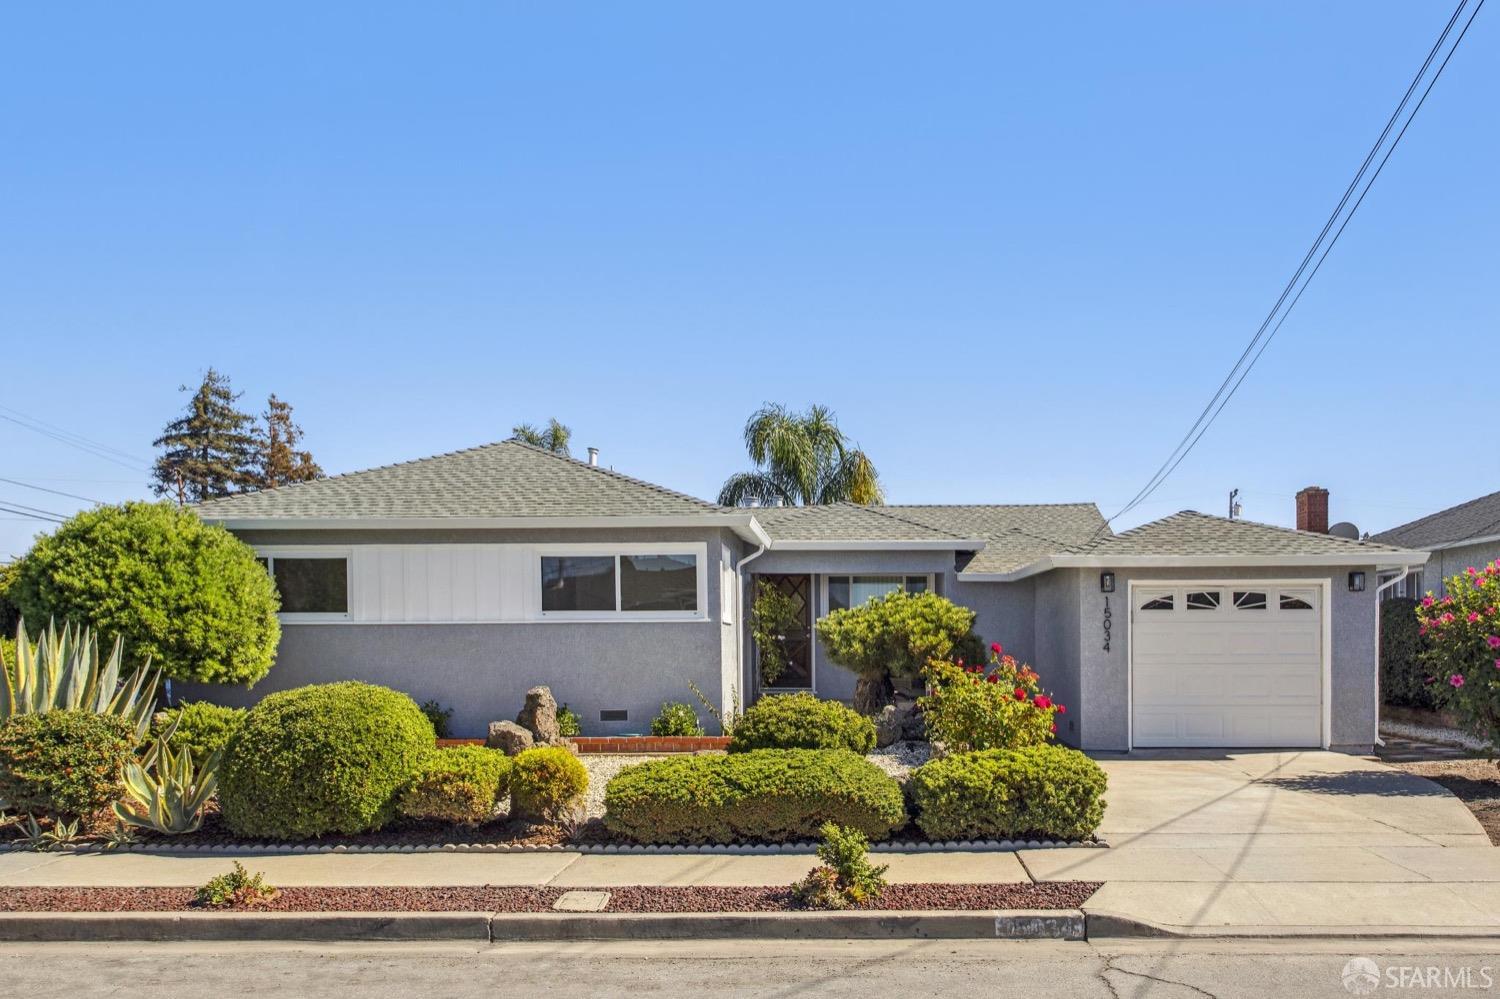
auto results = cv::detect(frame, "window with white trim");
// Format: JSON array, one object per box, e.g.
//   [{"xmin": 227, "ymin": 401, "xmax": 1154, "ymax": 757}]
[
  {"xmin": 540, "ymin": 551, "xmax": 700, "ymax": 616},
  {"xmin": 258, "ymin": 554, "xmax": 349, "ymax": 616},
  {"xmin": 825, "ymin": 574, "xmax": 930, "ymax": 614}
]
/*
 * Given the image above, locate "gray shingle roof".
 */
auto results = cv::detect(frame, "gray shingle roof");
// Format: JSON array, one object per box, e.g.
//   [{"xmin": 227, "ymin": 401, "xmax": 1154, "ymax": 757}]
[
  {"xmin": 888, "ymin": 504, "xmax": 1108, "ymax": 574},
  {"xmin": 193, "ymin": 440, "xmax": 724, "ymax": 521},
  {"xmin": 1066, "ymin": 510, "xmax": 1420, "ymax": 560},
  {"xmin": 1371, "ymin": 489, "xmax": 1500, "ymax": 549},
  {"xmin": 752, "ymin": 503, "xmax": 978, "ymax": 543}
]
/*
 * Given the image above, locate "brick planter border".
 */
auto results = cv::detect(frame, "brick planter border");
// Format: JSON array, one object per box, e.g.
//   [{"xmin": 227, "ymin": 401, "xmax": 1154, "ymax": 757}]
[{"xmin": 437, "ymin": 736, "xmax": 730, "ymax": 754}]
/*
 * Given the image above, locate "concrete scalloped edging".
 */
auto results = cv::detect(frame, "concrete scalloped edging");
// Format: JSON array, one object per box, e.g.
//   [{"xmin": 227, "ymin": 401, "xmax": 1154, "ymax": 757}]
[{"xmin": 0, "ymin": 837, "xmax": 1107, "ymax": 857}]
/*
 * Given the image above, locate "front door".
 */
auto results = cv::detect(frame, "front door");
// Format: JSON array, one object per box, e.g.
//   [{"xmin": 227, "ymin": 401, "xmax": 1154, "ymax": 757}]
[{"xmin": 754, "ymin": 573, "xmax": 813, "ymax": 690}]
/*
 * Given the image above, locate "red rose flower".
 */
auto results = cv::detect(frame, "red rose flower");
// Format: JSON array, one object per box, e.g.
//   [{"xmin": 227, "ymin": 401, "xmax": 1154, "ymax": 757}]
[
  {"xmin": 1034, "ymin": 695, "xmax": 1052, "ymax": 710},
  {"xmin": 1013, "ymin": 687, "xmax": 1026, "ymax": 701}
]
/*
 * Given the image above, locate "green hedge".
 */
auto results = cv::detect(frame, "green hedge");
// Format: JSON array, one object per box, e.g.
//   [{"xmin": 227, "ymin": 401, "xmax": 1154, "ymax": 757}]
[
  {"xmin": 219, "ymin": 682, "xmax": 435, "ymax": 839},
  {"xmin": 603, "ymin": 749, "xmax": 906, "ymax": 844},
  {"xmin": 510, "ymin": 746, "xmax": 589, "ymax": 823},
  {"xmin": 728, "ymin": 693, "xmax": 876, "ymax": 753},
  {"xmin": 1380, "ymin": 597, "xmax": 1436, "ymax": 710},
  {"xmin": 0, "ymin": 710, "xmax": 136, "ymax": 819},
  {"xmin": 153, "ymin": 702, "xmax": 246, "ymax": 765},
  {"xmin": 910, "ymin": 745, "xmax": 1107, "ymax": 841},
  {"xmin": 399, "ymin": 746, "xmax": 512, "ymax": 825}
]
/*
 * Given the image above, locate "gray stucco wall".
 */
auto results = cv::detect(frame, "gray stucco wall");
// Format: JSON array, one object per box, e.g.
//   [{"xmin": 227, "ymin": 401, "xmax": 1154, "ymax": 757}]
[
  {"xmin": 1031, "ymin": 569, "xmax": 1082, "ymax": 747},
  {"xmin": 1073, "ymin": 564, "xmax": 1382, "ymax": 753},
  {"xmin": 1421, "ymin": 541, "xmax": 1500, "ymax": 597},
  {"xmin": 180, "ymin": 526, "xmax": 740, "ymax": 737}
]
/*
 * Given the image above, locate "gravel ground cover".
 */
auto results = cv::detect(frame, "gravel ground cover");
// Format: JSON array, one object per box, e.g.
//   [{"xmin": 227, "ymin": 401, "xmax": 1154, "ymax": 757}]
[{"xmin": 0, "ymin": 881, "xmax": 1101, "ymax": 913}]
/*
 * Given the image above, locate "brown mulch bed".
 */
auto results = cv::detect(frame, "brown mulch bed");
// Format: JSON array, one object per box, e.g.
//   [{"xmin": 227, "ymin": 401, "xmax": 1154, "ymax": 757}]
[
  {"xmin": 1385, "ymin": 758, "xmax": 1500, "ymax": 845},
  {"xmin": 0, "ymin": 881, "xmax": 1101, "ymax": 914}
]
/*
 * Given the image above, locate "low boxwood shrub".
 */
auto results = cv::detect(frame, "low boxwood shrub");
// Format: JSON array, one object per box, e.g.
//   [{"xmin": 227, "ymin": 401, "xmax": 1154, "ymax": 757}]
[
  {"xmin": 728, "ymin": 693, "xmax": 876, "ymax": 753},
  {"xmin": 603, "ymin": 749, "xmax": 906, "ymax": 844},
  {"xmin": 153, "ymin": 702, "xmax": 246, "ymax": 765},
  {"xmin": 910, "ymin": 745, "xmax": 1107, "ymax": 842},
  {"xmin": 510, "ymin": 746, "xmax": 588, "ymax": 823},
  {"xmin": 398, "ymin": 746, "xmax": 512, "ymax": 825},
  {"xmin": 218, "ymin": 682, "xmax": 435, "ymax": 839},
  {"xmin": 0, "ymin": 710, "xmax": 137, "ymax": 820},
  {"xmin": 650, "ymin": 701, "xmax": 704, "ymax": 737}
]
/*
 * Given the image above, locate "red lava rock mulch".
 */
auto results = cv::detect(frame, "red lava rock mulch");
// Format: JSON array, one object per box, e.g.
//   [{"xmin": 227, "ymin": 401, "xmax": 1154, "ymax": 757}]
[{"xmin": 0, "ymin": 882, "xmax": 1100, "ymax": 914}]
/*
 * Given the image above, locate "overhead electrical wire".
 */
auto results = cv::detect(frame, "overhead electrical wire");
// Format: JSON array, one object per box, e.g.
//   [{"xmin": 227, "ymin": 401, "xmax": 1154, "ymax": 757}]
[{"xmin": 1102, "ymin": 0, "xmax": 1485, "ymax": 532}]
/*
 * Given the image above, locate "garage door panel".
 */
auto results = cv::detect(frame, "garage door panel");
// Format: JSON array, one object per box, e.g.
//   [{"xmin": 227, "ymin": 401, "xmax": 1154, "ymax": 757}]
[{"xmin": 1132, "ymin": 585, "xmax": 1323, "ymax": 748}]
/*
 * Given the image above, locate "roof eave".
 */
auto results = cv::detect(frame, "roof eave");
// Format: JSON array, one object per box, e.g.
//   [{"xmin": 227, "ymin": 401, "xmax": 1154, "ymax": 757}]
[
  {"xmin": 200, "ymin": 512, "xmax": 770, "ymax": 544},
  {"xmin": 1420, "ymin": 531, "xmax": 1500, "ymax": 552},
  {"xmin": 765, "ymin": 539, "xmax": 988, "ymax": 552},
  {"xmin": 958, "ymin": 550, "xmax": 1430, "ymax": 583}
]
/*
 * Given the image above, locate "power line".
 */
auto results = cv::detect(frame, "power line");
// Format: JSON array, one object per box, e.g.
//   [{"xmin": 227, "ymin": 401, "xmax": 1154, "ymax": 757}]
[
  {"xmin": 0, "ymin": 498, "xmax": 69, "ymax": 519},
  {"xmin": 0, "ymin": 477, "xmax": 103, "ymax": 505},
  {"xmin": 1104, "ymin": 0, "xmax": 1484, "ymax": 530},
  {"xmin": 0, "ymin": 503, "xmax": 64, "ymax": 524},
  {"xmin": 0, "ymin": 411, "xmax": 150, "ymax": 472},
  {"xmin": 0, "ymin": 404, "xmax": 148, "ymax": 464}
]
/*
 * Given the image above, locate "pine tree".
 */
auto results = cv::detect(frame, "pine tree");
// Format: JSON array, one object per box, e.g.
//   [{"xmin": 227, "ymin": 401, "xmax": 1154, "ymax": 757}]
[
  {"xmin": 151, "ymin": 369, "xmax": 261, "ymax": 503},
  {"xmin": 510, "ymin": 418, "xmax": 572, "ymax": 456},
  {"xmin": 255, "ymin": 394, "xmax": 323, "ymax": 489}
]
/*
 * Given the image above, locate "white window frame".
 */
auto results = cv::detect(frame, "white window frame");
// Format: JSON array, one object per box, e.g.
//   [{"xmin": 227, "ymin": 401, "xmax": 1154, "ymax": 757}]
[
  {"xmin": 535, "ymin": 542, "xmax": 709, "ymax": 623},
  {"xmin": 819, "ymin": 573, "xmax": 934, "ymax": 619},
  {"xmin": 256, "ymin": 546, "xmax": 353, "ymax": 623}
]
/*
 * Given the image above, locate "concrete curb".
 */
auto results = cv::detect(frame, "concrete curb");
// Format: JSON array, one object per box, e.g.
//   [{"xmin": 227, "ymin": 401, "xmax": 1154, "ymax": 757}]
[
  {"xmin": 1083, "ymin": 910, "xmax": 1500, "ymax": 941},
  {"xmin": 489, "ymin": 909, "xmax": 1087, "ymax": 941},
  {"xmin": 0, "ymin": 911, "xmax": 493, "ymax": 942},
  {"xmin": 0, "ymin": 908, "xmax": 1085, "ymax": 942}
]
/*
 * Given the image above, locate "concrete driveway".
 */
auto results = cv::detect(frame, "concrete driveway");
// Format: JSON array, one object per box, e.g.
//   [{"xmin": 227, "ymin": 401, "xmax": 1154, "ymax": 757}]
[{"xmin": 1019, "ymin": 750, "xmax": 1500, "ymax": 934}]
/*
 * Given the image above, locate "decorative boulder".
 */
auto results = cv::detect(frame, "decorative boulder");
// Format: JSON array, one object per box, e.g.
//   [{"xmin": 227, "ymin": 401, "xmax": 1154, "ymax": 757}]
[
  {"xmin": 516, "ymin": 686, "xmax": 562, "ymax": 745},
  {"xmin": 486, "ymin": 720, "xmax": 534, "ymax": 755},
  {"xmin": 874, "ymin": 700, "xmax": 923, "ymax": 748}
]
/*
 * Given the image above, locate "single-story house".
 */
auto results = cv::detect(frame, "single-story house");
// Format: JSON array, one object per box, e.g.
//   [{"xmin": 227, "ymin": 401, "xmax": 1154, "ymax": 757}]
[
  {"xmin": 187, "ymin": 441, "xmax": 1428, "ymax": 752},
  {"xmin": 1371, "ymin": 488, "xmax": 1500, "ymax": 599}
]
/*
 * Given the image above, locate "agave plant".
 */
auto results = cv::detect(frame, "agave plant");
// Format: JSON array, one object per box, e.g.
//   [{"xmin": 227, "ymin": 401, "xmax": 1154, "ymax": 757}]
[
  {"xmin": 0, "ymin": 619, "xmax": 160, "ymax": 741},
  {"xmin": 114, "ymin": 716, "xmax": 220, "ymax": 835}
]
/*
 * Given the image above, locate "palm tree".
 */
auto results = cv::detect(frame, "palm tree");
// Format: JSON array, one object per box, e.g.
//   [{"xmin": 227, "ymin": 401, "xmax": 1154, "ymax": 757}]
[
  {"xmin": 717, "ymin": 404, "xmax": 883, "ymax": 507},
  {"xmin": 511, "ymin": 418, "xmax": 572, "ymax": 456}
]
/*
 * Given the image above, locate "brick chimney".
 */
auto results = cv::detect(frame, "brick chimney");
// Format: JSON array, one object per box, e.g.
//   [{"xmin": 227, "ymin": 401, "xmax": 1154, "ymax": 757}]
[{"xmin": 1295, "ymin": 486, "xmax": 1329, "ymax": 534}]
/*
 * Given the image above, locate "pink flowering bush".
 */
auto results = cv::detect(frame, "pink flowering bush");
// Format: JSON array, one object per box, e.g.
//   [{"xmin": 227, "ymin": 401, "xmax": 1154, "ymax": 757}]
[
  {"xmin": 1415, "ymin": 562, "xmax": 1500, "ymax": 756},
  {"xmin": 918, "ymin": 643, "xmax": 1064, "ymax": 752}
]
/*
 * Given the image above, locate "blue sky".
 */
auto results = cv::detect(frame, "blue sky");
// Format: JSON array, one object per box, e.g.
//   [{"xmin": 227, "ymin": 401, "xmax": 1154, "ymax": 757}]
[{"xmin": 1, "ymin": 3, "xmax": 1495, "ymax": 559}]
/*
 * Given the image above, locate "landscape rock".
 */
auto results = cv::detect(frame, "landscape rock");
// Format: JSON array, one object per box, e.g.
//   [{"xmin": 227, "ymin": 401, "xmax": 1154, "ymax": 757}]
[
  {"xmin": 517, "ymin": 686, "xmax": 562, "ymax": 745},
  {"xmin": 486, "ymin": 720, "xmax": 534, "ymax": 755},
  {"xmin": 874, "ymin": 701, "xmax": 924, "ymax": 748}
]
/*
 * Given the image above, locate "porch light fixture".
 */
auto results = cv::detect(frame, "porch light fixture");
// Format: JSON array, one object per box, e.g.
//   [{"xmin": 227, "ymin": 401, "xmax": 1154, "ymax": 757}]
[
  {"xmin": 1348, "ymin": 571, "xmax": 1366, "ymax": 593},
  {"xmin": 1100, "ymin": 571, "xmax": 1115, "ymax": 593}
]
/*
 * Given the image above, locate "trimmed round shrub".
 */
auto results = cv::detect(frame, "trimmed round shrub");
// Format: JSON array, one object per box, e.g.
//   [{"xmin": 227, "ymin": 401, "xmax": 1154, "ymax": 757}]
[
  {"xmin": 728, "ymin": 693, "xmax": 875, "ymax": 754},
  {"xmin": 0, "ymin": 710, "xmax": 136, "ymax": 819},
  {"xmin": 399, "ymin": 746, "xmax": 512, "ymax": 825},
  {"xmin": 8, "ymin": 501, "xmax": 280, "ymax": 684},
  {"xmin": 510, "ymin": 746, "xmax": 588, "ymax": 823},
  {"xmin": 603, "ymin": 749, "xmax": 906, "ymax": 845},
  {"xmin": 153, "ymin": 701, "xmax": 246, "ymax": 764},
  {"xmin": 910, "ymin": 745, "xmax": 1107, "ymax": 842},
  {"xmin": 219, "ymin": 682, "xmax": 435, "ymax": 839},
  {"xmin": 650, "ymin": 701, "xmax": 704, "ymax": 737}
]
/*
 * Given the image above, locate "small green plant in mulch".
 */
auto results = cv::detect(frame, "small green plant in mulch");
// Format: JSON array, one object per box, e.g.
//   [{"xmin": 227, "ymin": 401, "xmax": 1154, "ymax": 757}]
[
  {"xmin": 791, "ymin": 822, "xmax": 889, "ymax": 910},
  {"xmin": 193, "ymin": 862, "xmax": 278, "ymax": 908},
  {"xmin": 650, "ymin": 701, "xmax": 704, "ymax": 737}
]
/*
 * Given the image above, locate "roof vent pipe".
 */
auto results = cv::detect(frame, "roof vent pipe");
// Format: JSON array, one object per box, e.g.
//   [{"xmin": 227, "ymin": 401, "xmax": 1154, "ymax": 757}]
[{"xmin": 587, "ymin": 447, "xmax": 599, "ymax": 467}]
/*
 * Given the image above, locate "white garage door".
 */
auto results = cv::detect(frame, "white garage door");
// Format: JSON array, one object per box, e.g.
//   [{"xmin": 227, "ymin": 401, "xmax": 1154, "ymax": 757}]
[{"xmin": 1131, "ymin": 584, "xmax": 1324, "ymax": 748}]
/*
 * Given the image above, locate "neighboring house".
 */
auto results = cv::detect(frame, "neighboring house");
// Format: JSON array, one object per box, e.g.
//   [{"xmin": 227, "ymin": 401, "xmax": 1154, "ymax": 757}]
[
  {"xmin": 188, "ymin": 443, "xmax": 1427, "ymax": 753},
  {"xmin": 1371, "ymin": 488, "xmax": 1500, "ymax": 599}
]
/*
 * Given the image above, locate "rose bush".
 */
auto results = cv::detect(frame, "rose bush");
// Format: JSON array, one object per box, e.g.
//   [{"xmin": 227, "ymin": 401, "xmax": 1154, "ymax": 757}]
[
  {"xmin": 1416, "ymin": 561, "xmax": 1500, "ymax": 755},
  {"xmin": 919, "ymin": 643, "xmax": 1063, "ymax": 752}
]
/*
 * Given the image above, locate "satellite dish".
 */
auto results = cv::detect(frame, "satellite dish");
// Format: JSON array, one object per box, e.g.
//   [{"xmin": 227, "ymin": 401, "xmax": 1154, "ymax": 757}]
[{"xmin": 1328, "ymin": 521, "xmax": 1360, "ymax": 540}]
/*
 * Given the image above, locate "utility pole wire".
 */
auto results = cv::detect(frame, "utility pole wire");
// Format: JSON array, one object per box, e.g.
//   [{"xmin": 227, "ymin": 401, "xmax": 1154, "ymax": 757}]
[
  {"xmin": 0, "ymin": 477, "xmax": 103, "ymax": 505},
  {"xmin": 1101, "ymin": 0, "xmax": 1484, "ymax": 532},
  {"xmin": 0, "ymin": 503, "xmax": 64, "ymax": 524}
]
